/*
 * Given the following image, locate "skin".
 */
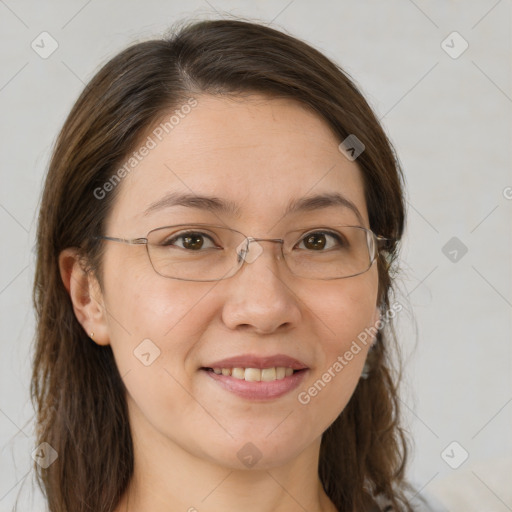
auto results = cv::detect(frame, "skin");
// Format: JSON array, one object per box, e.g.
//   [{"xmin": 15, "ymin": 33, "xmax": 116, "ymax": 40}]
[{"xmin": 60, "ymin": 93, "xmax": 381, "ymax": 512}]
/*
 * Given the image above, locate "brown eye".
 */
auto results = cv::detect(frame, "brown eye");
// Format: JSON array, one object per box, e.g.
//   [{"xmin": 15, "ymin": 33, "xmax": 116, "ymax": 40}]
[
  {"xmin": 304, "ymin": 233, "xmax": 327, "ymax": 250},
  {"xmin": 298, "ymin": 231, "xmax": 343, "ymax": 251},
  {"xmin": 163, "ymin": 232, "xmax": 217, "ymax": 251},
  {"xmin": 181, "ymin": 234, "xmax": 205, "ymax": 250}
]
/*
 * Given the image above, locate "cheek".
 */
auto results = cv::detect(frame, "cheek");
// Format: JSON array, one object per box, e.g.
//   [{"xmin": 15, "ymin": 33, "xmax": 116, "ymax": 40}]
[
  {"xmin": 100, "ymin": 267, "xmax": 212, "ymax": 432},
  {"xmin": 102, "ymin": 244, "xmax": 199, "ymax": 329},
  {"xmin": 296, "ymin": 271, "xmax": 378, "ymax": 419},
  {"xmin": 309, "ymin": 269, "xmax": 379, "ymax": 350},
  {"xmin": 100, "ymin": 249, "xmax": 208, "ymax": 375}
]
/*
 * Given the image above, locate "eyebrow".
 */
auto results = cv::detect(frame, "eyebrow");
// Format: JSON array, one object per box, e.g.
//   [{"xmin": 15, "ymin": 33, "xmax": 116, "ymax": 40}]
[
  {"xmin": 286, "ymin": 192, "xmax": 364, "ymax": 225},
  {"xmin": 144, "ymin": 191, "xmax": 364, "ymax": 224},
  {"xmin": 144, "ymin": 192, "xmax": 240, "ymax": 217}
]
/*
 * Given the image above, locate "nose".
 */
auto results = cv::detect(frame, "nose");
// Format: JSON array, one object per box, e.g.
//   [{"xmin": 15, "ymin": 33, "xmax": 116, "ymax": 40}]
[{"xmin": 221, "ymin": 239, "xmax": 302, "ymax": 334}]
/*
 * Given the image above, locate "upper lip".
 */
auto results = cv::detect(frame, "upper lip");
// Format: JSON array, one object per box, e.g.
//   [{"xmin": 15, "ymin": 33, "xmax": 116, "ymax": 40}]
[{"xmin": 202, "ymin": 354, "xmax": 309, "ymax": 370}]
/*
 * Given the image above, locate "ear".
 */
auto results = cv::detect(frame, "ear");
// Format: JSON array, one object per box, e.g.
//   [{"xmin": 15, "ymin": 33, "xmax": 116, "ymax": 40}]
[{"xmin": 59, "ymin": 248, "xmax": 110, "ymax": 346}]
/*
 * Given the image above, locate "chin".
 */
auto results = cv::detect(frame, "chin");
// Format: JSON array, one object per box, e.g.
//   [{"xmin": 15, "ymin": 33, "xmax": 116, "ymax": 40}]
[{"xmin": 204, "ymin": 435, "xmax": 309, "ymax": 471}]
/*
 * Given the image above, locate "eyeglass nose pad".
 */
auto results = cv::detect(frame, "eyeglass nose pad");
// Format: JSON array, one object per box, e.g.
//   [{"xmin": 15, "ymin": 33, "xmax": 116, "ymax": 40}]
[{"xmin": 236, "ymin": 238, "xmax": 264, "ymax": 264}]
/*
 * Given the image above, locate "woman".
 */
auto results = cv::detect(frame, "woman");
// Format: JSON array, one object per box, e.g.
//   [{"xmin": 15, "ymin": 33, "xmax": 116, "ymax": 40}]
[{"xmin": 32, "ymin": 18, "xmax": 418, "ymax": 512}]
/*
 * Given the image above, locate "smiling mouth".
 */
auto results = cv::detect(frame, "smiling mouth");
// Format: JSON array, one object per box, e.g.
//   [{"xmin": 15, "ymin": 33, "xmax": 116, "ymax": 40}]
[{"xmin": 200, "ymin": 367, "xmax": 305, "ymax": 382}]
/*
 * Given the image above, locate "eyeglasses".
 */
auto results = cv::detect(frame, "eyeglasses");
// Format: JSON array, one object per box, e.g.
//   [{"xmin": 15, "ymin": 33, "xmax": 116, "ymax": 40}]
[{"xmin": 95, "ymin": 223, "xmax": 389, "ymax": 282}]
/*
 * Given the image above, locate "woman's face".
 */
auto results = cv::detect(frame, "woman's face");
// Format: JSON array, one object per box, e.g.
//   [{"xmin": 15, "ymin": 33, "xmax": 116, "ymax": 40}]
[{"xmin": 97, "ymin": 94, "xmax": 380, "ymax": 469}]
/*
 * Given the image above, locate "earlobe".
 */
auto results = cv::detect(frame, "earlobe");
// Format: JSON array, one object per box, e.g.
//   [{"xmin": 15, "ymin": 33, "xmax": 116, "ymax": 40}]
[{"xmin": 58, "ymin": 248, "xmax": 110, "ymax": 346}]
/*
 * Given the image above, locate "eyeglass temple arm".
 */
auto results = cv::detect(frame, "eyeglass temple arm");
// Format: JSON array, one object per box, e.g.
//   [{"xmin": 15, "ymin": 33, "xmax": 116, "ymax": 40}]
[
  {"xmin": 94, "ymin": 235, "xmax": 148, "ymax": 245},
  {"xmin": 374, "ymin": 235, "xmax": 396, "ymax": 256}
]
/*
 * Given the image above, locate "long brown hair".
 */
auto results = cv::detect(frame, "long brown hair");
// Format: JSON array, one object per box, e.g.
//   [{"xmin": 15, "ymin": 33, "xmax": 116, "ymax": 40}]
[{"xmin": 31, "ymin": 18, "xmax": 409, "ymax": 512}]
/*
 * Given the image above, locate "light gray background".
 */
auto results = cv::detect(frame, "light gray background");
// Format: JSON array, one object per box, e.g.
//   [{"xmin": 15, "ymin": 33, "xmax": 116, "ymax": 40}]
[{"xmin": 1, "ymin": 1, "xmax": 510, "ymax": 510}]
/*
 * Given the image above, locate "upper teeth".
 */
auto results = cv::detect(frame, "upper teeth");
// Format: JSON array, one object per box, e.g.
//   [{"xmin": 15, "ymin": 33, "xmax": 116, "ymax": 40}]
[{"xmin": 212, "ymin": 367, "xmax": 295, "ymax": 381}]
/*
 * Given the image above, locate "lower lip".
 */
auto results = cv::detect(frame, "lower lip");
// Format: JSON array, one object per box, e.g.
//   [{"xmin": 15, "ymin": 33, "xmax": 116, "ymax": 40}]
[{"xmin": 201, "ymin": 368, "xmax": 308, "ymax": 400}]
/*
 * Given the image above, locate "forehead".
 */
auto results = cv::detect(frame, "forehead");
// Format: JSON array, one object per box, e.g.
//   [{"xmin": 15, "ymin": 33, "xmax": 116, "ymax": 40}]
[{"xmin": 106, "ymin": 93, "xmax": 368, "ymax": 233}]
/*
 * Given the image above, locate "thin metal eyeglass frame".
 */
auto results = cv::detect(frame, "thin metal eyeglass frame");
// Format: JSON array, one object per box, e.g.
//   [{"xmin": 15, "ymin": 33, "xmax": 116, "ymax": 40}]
[{"xmin": 94, "ymin": 223, "xmax": 391, "ymax": 282}]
